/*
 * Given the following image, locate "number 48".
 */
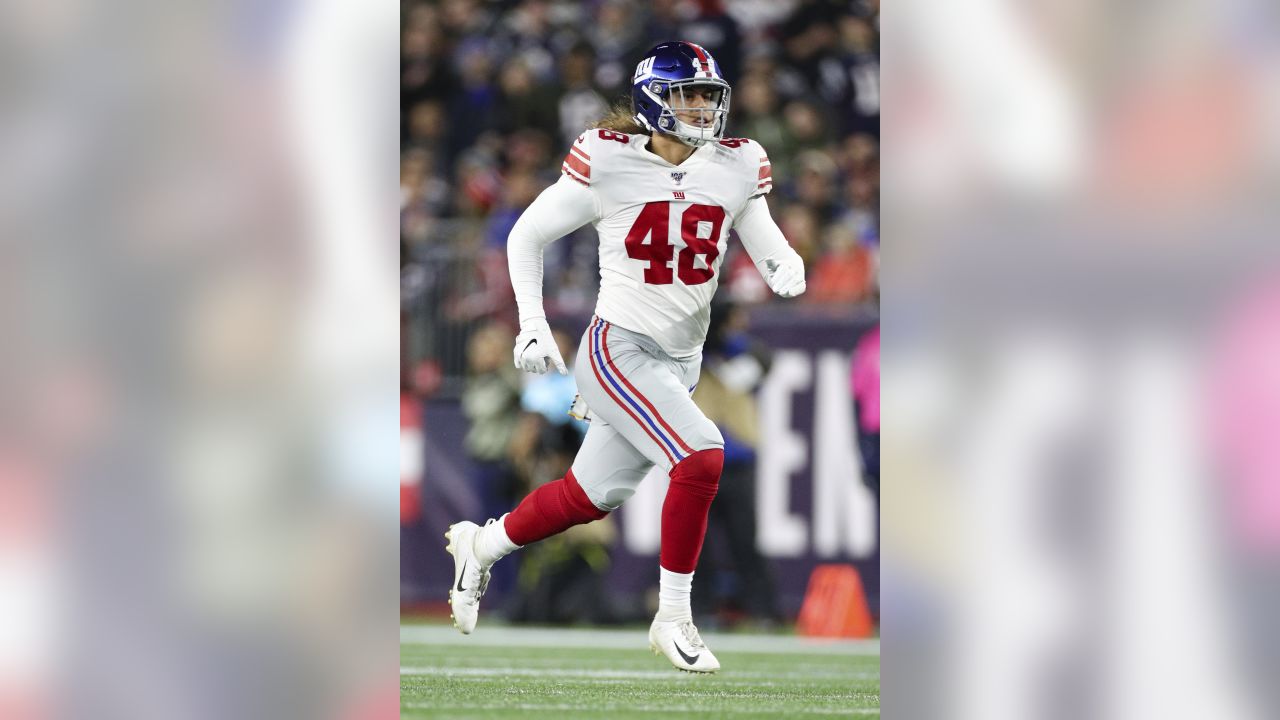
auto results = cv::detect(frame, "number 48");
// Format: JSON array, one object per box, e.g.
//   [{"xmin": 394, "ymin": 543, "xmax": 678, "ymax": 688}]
[{"xmin": 624, "ymin": 201, "xmax": 725, "ymax": 285}]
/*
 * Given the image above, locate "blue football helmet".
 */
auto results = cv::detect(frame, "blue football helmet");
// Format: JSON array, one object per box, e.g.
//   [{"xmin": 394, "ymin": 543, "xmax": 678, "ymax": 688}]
[{"xmin": 631, "ymin": 41, "xmax": 732, "ymax": 148}]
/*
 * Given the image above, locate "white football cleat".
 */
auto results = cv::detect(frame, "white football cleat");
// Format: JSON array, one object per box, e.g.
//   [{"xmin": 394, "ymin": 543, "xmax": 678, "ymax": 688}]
[
  {"xmin": 649, "ymin": 618, "xmax": 720, "ymax": 673},
  {"xmin": 445, "ymin": 520, "xmax": 491, "ymax": 634}
]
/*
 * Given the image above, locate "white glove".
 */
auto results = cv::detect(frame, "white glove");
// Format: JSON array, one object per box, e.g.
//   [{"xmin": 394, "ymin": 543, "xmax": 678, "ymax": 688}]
[
  {"xmin": 513, "ymin": 321, "xmax": 567, "ymax": 375},
  {"xmin": 764, "ymin": 256, "xmax": 806, "ymax": 298}
]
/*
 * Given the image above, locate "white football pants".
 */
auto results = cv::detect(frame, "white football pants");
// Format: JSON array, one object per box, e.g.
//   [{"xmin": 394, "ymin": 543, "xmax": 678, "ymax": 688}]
[{"xmin": 570, "ymin": 316, "xmax": 724, "ymax": 510}]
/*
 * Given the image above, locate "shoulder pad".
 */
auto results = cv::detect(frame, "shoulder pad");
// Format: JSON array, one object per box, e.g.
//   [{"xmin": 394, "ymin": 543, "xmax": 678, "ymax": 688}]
[
  {"xmin": 718, "ymin": 138, "xmax": 771, "ymax": 196},
  {"xmin": 561, "ymin": 132, "xmax": 595, "ymax": 187},
  {"xmin": 755, "ymin": 141, "xmax": 772, "ymax": 195}
]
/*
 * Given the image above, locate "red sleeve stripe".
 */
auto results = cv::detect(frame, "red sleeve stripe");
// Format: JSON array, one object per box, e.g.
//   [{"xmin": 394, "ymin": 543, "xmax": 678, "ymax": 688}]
[
  {"xmin": 758, "ymin": 165, "xmax": 772, "ymax": 180},
  {"xmin": 562, "ymin": 164, "xmax": 590, "ymax": 186},
  {"xmin": 570, "ymin": 145, "xmax": 591, "ymax": 162},
  {"xmin": 757, "ymin": 180, "xmax": 773, "ymax": 190},
  {"xmin": 564, "ymin": 152, "xmax": 591, "ymax": 179}
]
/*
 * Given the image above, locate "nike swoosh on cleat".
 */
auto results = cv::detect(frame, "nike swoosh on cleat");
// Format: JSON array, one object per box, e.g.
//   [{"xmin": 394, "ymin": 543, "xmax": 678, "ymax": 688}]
[
  {"xmin": 673, "ymin": 641, "xmax": 700, "ymax": 665},
  {"xmin": 456, "ymin": 560, "xmax": 469, "ymax": 593}
]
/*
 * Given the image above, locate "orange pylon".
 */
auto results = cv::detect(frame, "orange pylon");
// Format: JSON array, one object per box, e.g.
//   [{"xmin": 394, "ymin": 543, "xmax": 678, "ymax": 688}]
[{"xmin": 796, "ymin": 564, "xmax": 874, "ymax": 638}]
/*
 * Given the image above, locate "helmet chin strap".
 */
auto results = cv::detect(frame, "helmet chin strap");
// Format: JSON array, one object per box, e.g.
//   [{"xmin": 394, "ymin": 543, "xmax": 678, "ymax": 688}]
[
  {"xmin": 671, "ymin": 115, "xmax": 720, "ymax": 147},
  {"xmin": 674, "ymin": 129, "xmax": 709, "ymax": 148}
]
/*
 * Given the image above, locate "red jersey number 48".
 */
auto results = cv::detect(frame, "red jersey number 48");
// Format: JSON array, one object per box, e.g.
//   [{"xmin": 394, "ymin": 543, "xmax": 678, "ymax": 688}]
[{"xmin": 624, "ymin": 201, "xmax": 724, "ymax": 286}]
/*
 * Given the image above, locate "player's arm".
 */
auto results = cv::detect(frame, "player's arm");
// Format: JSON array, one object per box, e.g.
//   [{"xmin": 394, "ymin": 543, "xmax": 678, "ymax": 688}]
[
  {"xmin": 732, "ymin": 196, "xmax": 806, "ymax": 298},
  {"xmin": 508, "ymin": 174, "xmax": 598, "ymax": 374}
]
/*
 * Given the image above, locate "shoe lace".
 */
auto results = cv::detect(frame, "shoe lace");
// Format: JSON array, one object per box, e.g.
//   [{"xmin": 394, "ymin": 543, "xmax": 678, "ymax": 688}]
[
  {"xmin": 468, "ymin": 527, "xmax": 491, "ymax": 604},
  {"xmin": 466, "ymin": 521, "xmax": 494, "ymax": 604},
  {"xmin": 677, "ymin": 620, "xmax": 707, "ymax": 651},
  {"xmin": 459, "ymin": 565, "xmax": 490, "ymax": 607}
]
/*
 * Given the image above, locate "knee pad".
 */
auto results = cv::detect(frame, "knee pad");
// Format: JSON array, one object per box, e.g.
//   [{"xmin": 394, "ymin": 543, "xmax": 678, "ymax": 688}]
[
  {"xmin": 668, "ymin": 448, "xmax": 724, "ymax": 500},
  {"xmin": 685, "ymin": 416, "xmax": 724, "ymax": 455},
  {"xmin": 577, "ymin": 464, "xmax": 649, "ymax": 511},
  {"xmin": 562, "ymin": 470, "xmax": 610, "ymax": 520},
  {"xmin": 595, "ymin": 485, "xmax": 636, "ymax": 511}
]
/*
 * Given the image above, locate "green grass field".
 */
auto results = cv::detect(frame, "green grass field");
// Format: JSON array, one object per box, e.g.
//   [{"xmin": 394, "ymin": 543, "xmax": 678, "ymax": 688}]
[{"xmin": 401, "ymin": 623, "xmax": 880, "ymax": 718}]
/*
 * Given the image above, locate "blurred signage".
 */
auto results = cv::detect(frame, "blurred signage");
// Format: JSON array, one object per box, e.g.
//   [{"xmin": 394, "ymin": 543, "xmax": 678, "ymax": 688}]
[{"xmin": 401, "ymin": 395, "xmax": 422, "ymax": 525}]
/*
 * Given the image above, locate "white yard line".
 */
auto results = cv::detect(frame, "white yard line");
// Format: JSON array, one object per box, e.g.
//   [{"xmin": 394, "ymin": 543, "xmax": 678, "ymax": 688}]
[
  {"xmin": 402, "ymin": 701, "xmax": 879, "ymax": 716},
  {"xmin": 401, "ymin": 625, "xmax": 879, "ymax": 656},
  {"xmin": 400, "ymin": 666, "xmax": 878, "ymax": 681},
  {"xmin": 419, "ymin": 671, "xmax": 880, "ymax": 681}
]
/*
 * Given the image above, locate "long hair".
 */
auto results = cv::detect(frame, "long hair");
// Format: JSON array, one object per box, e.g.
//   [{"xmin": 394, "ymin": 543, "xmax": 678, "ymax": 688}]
[{"xmin": 592, "ymin": 100, "xmax": 647, "ymax": 135}]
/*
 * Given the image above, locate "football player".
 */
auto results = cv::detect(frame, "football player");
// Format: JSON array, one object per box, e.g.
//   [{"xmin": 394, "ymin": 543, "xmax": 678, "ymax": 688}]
[{"xmin": 445, "ymin": 41, "xmax": 805, "ymax": 673}]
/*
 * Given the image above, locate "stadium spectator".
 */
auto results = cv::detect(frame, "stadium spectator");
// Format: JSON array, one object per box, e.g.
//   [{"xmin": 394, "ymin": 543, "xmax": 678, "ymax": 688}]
[
  {"xmin": 808, "ymin": 223, "xmax": 874, "ymax": 304},
  {"xmin": 495, "ymin": 59, "xmax": 560, "ymax": 139},
  {"xmin": 835, "ymin": 14, "xmax": 880, "ymax": 137},
  {"xmin": 733, "ymin": 71, "xmax": 797, "ymax": 178},
  {"xmin": 556, "ymin": 43, "xmax": 608, "ymax": 146},
  {"xmin": 461, "ymin": 322, "xmax": 523, "ymax": 522},
  {"xmin": 589, "ymin": 2, "xmax": 648, "ymax": 96}
]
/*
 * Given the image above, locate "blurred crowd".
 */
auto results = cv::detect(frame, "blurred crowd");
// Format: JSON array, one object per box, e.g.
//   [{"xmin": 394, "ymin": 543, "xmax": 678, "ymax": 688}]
[{"xmin": 401, "ymin": 0, "xmax": 880, "ymax": 391}]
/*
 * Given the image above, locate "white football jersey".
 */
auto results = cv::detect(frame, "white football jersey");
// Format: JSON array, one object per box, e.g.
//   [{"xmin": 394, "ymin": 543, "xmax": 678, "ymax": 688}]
[{"xmin": 561, "ymin": 129, "xmax": 773, "ymax": 358}]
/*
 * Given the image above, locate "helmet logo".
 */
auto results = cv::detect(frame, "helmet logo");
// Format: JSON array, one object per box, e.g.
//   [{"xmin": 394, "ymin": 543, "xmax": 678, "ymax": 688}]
[
  {"xmin": 633, "ymin": 56, "xmax": 656, "ymax": 82},
  {"xmin": 683, "ymin": 41, "xmax": 716, "ymax": 78}
]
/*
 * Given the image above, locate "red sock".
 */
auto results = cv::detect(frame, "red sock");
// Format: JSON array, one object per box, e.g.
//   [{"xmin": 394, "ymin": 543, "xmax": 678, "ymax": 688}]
[
  {"xmin": 503, "ymin": 469, "xmax": 608, "ymax": 547},
  {"xmin": 660, "ymin": 448, "xmax": 724, "ymax": 574}
]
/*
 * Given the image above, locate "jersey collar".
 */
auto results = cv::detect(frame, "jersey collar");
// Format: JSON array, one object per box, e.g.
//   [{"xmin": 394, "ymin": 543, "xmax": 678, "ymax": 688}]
[{"xmin": 634, "ymin": 136, "xmax": 712, "ymax": 168}]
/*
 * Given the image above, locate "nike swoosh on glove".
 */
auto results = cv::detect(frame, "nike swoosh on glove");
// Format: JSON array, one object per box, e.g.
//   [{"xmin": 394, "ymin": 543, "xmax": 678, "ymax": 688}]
[
  {"xmin": 764, "ymin": 257, "xmax": 806, "ymax": 298},
  {"xmin": 513, "ymin": 322, "xmax": 567, "ymax": 375}
]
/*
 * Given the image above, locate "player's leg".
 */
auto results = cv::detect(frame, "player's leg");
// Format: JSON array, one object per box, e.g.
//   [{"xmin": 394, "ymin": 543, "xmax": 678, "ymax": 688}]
[
  {"xmin": 479, "ymin": 415, "xmax": 651, "ymax": 561},
  {"xmin": 569, "ymin": 416, "xmax": 655, "ymax": 512},
  {"xmin": 575, "ymin": 317, "xmax": 723, "ymax": 471},
  {"xmin": 577, "ymin": 319, "xmax": 725, "ymax": 590},
  {"xmin": 649, "ymin": 348, "xmax": 727, "ymax": 672},
  {"xmin": 576, "ymin": 317, "xmax": 725, "ymax": 671},
  {"xmin": 447, "ymin": 321, "xmax": 656, "ymax": 634},
  {"xmin": 447, "ymin": 417, "xmax": 651, "ymax": 634}
]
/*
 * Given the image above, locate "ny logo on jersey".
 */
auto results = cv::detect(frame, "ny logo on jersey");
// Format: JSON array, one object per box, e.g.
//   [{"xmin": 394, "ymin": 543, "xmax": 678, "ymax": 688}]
[
  {"xmin": 672, "ymin": 191, "xmax": 686, "ymax": 200},
  {"xmin": 671, "ymin": 171, "xmax": 686, "ymax": 185}
]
